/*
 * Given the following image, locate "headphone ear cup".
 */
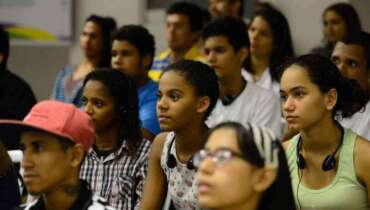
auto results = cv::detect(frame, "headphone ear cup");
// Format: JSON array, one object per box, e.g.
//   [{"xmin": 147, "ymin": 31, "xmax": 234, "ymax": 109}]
[
  {"xmin": 297, "ymin": 153, "xmax": 306, "ymax": 169},
  {"xmin": 166, "ymin": 153, "xmax": 177, "ymax": 169},
  {"xmin": 322, "ymin": 154, "xmax": 336, "ymax": 171},
  {"xmin": 187, "ymin": 156, "xmax": 195, "ymax": 170}
]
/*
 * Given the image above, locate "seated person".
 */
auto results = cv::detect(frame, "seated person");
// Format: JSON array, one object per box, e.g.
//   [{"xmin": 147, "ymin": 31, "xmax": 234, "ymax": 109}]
[
  {"xmin": 0, "ymin": 100, "xmax": 116, "ymax": 210},
  {"xmin": 149, "ymin": 2, "xmax": 205, "ymax": 81}
]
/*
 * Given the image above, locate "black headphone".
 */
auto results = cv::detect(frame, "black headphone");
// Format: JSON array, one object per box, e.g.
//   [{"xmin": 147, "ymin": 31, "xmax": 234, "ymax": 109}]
[
  {"xmin": 221, "ymin": 94, "xmax": 237, "ymax": 106},
  {"xmin": 166, "ymin": 136, "xmax": 195, "ymax": 170},
  {"xmin": 296, "ymin": 125, "xmax": 344, "ymax": 171}
]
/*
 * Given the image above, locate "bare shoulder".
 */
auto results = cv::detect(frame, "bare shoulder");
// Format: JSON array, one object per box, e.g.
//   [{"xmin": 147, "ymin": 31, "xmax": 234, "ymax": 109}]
[
  {"xmin": 354, "ymin": 136, "xmax": 370, "ymax": 183},
  {"xmin": 150, "ymin": 132, "xmax": 170, "ymax": 158}
]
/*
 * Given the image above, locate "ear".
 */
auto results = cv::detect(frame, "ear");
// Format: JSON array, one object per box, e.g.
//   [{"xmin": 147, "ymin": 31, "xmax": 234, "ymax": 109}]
[
  {"xmin": 253, "ymin": 166, "xmax": 277, "ymax": 192},
  {"xmin": 142, "ymin": 54, "xmax": 152, "ymax": 70},
  {"xmin": 237, "ymin": 47, "xmax": 248, "ymax": 65},
  {"xmin": 324, "ymin": 88, "xmax": 338, "ymax": 111},
  {"xmin": 67, "ymin": 144, "xmax": 85, "ymax": 168},
  {"xmin": 196, "ymin": 96, "xmax": 211, "ymax": 115}
]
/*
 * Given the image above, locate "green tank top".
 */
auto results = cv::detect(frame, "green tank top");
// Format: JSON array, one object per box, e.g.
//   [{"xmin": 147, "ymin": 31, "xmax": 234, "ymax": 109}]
[{"xmin": 286, "ymin": 128, "xmax": 369, "ymax": 210}]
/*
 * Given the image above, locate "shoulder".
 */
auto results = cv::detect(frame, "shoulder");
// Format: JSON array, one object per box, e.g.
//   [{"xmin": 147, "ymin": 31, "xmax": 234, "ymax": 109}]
[
  {"xmin": 354, "ymin": 136, "xmax": 370, "ymax": 180},
  {"xmin": 149, "ymin": 132, "xmax": 170, "ymax": 158}
]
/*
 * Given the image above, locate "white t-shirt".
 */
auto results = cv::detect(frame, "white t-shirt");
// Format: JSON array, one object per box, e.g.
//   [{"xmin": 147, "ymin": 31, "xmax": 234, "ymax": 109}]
[
  {"xmin": 242, "ymin": 68, "xmax": 280, "ymax": 96},
  {"xmin": 207, "ymin": 82, "xmax": 283, "ymax": 139},
  {"xmin": 339, "ymin": 100, "xmax": 370, "ymax": 140}
]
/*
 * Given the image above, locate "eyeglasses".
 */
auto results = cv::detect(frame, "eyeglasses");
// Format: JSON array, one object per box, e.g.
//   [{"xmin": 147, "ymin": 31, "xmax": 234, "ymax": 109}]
[{"xmin": 193, "ymin": 148, "xmax": 248, "ymax": 169}]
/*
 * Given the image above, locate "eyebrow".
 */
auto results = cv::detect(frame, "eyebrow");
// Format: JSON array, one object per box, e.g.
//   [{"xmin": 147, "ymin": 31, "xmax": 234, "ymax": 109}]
[{"xmin": 280, "ymin": 86, "xmax": 305, "ymax": 93}]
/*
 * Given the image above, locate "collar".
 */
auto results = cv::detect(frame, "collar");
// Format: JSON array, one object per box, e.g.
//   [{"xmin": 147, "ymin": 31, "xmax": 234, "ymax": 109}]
[
  {"xmin": 88, "ymin": 140, "xmax": 129, "ymax": 162},
  {"xmin": 158, "ymin": 41, "xmax": 204, "ymax": 61}
]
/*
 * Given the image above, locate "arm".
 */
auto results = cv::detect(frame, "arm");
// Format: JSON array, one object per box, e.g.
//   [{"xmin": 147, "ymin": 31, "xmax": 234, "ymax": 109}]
[
  {"xmin": 139, "ymin": 133, "xmax": 167, "ymax": 210},
  {"xmin": 354, "ymin": 136, "xmax": 370, "ymax": 205}
]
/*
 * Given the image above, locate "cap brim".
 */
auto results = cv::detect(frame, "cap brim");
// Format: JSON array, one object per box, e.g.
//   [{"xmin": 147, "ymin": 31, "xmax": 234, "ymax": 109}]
[{"xmin": 0, "ymin": 120, "xmax": 68, "ymax": 150}]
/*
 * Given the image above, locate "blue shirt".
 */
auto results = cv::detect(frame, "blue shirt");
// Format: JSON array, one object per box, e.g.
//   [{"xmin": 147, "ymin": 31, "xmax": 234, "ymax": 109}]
[{"xmin": 138, "ymin": 80, "xmax": 160, "ymax": 135}]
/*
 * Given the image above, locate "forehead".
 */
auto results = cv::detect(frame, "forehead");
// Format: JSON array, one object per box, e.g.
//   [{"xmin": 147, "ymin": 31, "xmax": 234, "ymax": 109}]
[
  {"xmin": 332, "ymin": 42, "xmax": 366, "ymax": 62},
  {"xmin": 20, "ymin": 130, "xmax": 60, "ymax": 146},
  {"xmin": 251, "ymin": 16, "xmax": 271, "ymax": 30},
  {"xmin": 83, "ymin": 80, "xmax": 113, "ymax": 98},
  {"xmin": 206, "ymin": 128, "xmax": 240, "ymax": 153},
  {"xmin": 166, "ymin": 14, "xmax": 190, "ymax": 25},
  {"xmin": 82, "ymin": 21, "xmax": 101, "ymax": 34},
  {"xmin": 280, "ymin": 65, "xmax": 315, "ymax": 90},
  {"xmin": 112, "ymin": 40, "xmax": 138, "ymax": 52},
  {"xmin": 159, "ymin": 71, "xmax": 194, "ymax": 92},
  {"xmin": 324, "ymin": 10, "xmax": 343, "ymax": 20},
  {"xmin": 204, "ymin": 36, "xmax": 232, "ymax": 48}
]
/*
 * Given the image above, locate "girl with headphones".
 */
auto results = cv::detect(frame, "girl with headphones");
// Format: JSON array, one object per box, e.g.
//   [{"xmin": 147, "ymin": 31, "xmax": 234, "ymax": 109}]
[
  {"xmin": 194, "ymin": 122, "xmax": 295, "ymax": 210},
  {"xmin": 140, "ymin": 60, "xmax": 219, "ymax": 210},
  {"xmin": 280, "ymin": 54, "xmax": 370, "ymax": 209},
  {"xmin": 80, "ymin": 69, "xmax": 151, "ymax": 210}
]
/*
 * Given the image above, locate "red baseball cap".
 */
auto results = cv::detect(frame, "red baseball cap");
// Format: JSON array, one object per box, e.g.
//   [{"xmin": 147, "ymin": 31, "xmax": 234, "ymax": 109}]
[{"xmin": 0, "ymin": 100, "xmax": 95, "ymax": 152}]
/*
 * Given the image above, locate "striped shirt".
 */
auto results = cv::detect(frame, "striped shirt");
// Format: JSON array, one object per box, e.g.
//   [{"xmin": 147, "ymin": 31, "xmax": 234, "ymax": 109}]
[{"xmin": 80, "ymin": 139, "xmax": 151, "ymax": 210}]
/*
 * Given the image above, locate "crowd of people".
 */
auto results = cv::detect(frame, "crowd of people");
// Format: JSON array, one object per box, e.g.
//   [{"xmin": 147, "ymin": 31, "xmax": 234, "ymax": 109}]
[{"xmin": 1, "ymin": 0, "xmax": 370, "ymax": 210}]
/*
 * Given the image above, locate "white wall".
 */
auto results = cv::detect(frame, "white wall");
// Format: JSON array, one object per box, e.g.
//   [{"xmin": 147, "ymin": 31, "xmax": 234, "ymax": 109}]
[
  {"xmin": 7, "ymin": 0, "xmax": 370, "ymax": 101},
  {"xmin": 8, "ymin": 0, "xmax": 145, "ymax": 101}
]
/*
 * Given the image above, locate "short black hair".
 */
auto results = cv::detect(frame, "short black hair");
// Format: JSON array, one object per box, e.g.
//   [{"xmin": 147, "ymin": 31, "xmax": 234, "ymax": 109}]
[
  {"xmin": 203, "ymin": 16, "xmax": 249, "ymax": 52},
  {"xmin": 0, "ymin": 26, "xmax": 10, "ymax": 70},
  {"xmin": 280, "ymin": 54, "xmax": 369, "ymax": 118},
  {"xmin": 228, "ymin": 0, "xmax": 244, "ymax": 17},
  {"xmin": 112, "ymin": 25, "xmax": 155, "ymax": 69},
  {"xmin": 166, "ymin": 1, "xmax": 204, "ymax": 32},
  {"xmin": 339, "ymin": 32, "xmax": 370, "ymax": 71},
  {"xmin": 56, "ymin": 136, "xmax": 75, "ymax": 151},
  {"xmin": 162, "ymin": 60, "xmax": 219, "ymax": 119}
]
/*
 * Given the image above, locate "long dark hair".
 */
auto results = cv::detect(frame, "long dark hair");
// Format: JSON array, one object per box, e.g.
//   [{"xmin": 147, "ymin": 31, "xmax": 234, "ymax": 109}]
[
  {"xmin": 245, "ymin": 4, "xmax": 295, "ymax": 82},
  {"xmin": 84, "ymin": 15, "xmax": 117, "ymax": 68},
  {"xmin": 206, "ymin": 122, "xmax": 296, "ymax": 210},
  {"xmin": 83, "ymin": 68, "xmax": 142, "ymax": 155},
  {"xmin": 0, "ymin": 141, "xmax": 11, "ymax": 176},
  {"xmin": 322, "ymin": 3, "xmax": 362, "ymax": 50},
  {"xmin": 280, "ymin": 54, "xmax": 369, "ymax": 118}
]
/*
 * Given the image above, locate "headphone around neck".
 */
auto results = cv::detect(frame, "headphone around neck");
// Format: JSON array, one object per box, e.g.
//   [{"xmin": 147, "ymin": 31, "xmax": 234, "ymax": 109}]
[
  {"xmin": 166, "ymin": 136, "xmax": 195, "ymax": 170},
  {"xmin": 296, "ymin": 125, "xmax": 344, "ymax": 171}
]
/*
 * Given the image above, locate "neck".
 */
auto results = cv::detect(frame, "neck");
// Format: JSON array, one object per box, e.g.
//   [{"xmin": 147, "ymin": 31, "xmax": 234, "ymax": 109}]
[
  {"xmin": 300, "ymin": 118, "xmax": 342, "ymax": 154},
  {"xmin": 219, "ymin": 75, "xmax": 245, "ymax": 99},
  {"xmin": 95, "ymin": 124, "xmax": 120, "ymax": 151},
  {"xmin": 174, "ymin": 121, "xmax": 208, "ymax": 155},
  {"xmin": 171, "ymin": 47, "xmax": 191, "ymax": 63},
  {"xmin": 83, "ymin": 56, "xmax": 100, "ymax": 68},
  {"xmin": 43, "ymin": 177, "xmax": 80, "ymax": 210},
  {"xmin": 251, "ymin": 54, "xmax": 270, "ymax": 81}
]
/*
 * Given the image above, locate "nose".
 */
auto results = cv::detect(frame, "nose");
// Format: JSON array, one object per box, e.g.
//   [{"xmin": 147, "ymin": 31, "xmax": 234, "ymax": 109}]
[
  {"xmin": 206, "ymin": 51, "xmax": 216, "ymax": 64},
  {"xmin": 84, "ymin": 102, "xmax": 93, "ymax": 116},
  {"xmin": 21, "ymin": 150, "xmax": 34, "ymax": 170},
  {"xmin": 337, "ymin": 63, "xmax": 349, "ymax": 77},
  {"xmin": 282, "ymin": 96, "xmax": 295, "ymax": 113},
  {"xmin": 197, "ymin": 156, "xmax": 214, "ymax": 175},
  {"xmin": 157, "ymin": 96, "xmax": 168, "ymax": 112}
]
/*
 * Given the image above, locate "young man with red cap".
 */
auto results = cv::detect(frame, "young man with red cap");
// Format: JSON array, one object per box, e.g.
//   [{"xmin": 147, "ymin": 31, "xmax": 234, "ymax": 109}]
[{"xmin": 0, "ymin": 100, "xmax": 116, "ymax": 210}]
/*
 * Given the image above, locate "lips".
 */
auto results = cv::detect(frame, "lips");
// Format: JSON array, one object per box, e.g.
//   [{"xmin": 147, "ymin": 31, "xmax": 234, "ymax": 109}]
[
  {"xmin": 285, "ymin": 115, "xmax": 298, "ymax": 123},
  {"xmin": 23, "ymin": 174, "xmax": 39, "ymax": 183},
  {"xmin": 158, "ymin": 114, "xmax": 171, "ymax": 122},
  {"xmin": 197, "ymin": 181, "xmax": 212, "ymax": 195}
]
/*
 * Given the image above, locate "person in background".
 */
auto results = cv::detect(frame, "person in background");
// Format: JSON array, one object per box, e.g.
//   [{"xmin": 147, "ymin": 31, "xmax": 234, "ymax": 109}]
[
  {"xmin": 245, "ymin": 4, "xmax": 294, "ymax": 95},
  {"xmin": 331, "ymin": 33, "xmax": 370, "ymax": 140},
  {"xmin": 208, "ymin": 0, "xmax": 244, "ymax": 19},
  {"xmin": 0, "ymin": 141, "xmax": 21, "ymax": 209},
  {"xmin": 51, "ymin": 14, "xmax": 116, "ymax": 107},
  {"xmin": 149, "ymin": 1, "xmax": 205, "ymax": 81},
  {"xmin": 0, "ymin": 27, "xmax": 36, "ymax": 150},
  {"xmin": 140, "ymin": 60, "xmax": 219, "ymax": 210},
  {"xmin": 80, "ymin": 69, "xmax": 150, "ymax": 210},
  {"xmin": 281, "ymin": 54, "xmax": 370, "ymax": 209},
  {"xmin": 195, "ymin": 122, "xmax": 295, "ymax": 210},
  {"xmin": 203, "ymin": 16, "xmax": 282, "ymax": 138},
  {"xmin": 0, "ymin": 100, "xmax": 116, "ymax": 210},
  {"xmin": 311, "ymin": 3, "xmax": 362, "ymax": 58},
  {"xmin": 111, "ymin": 25, "xmax": 160, "ymax": 140}
]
